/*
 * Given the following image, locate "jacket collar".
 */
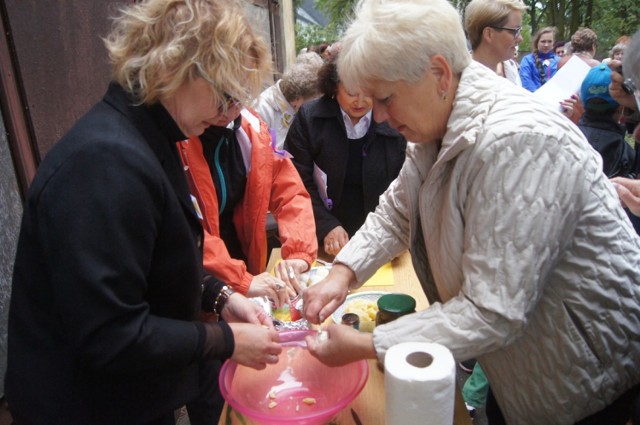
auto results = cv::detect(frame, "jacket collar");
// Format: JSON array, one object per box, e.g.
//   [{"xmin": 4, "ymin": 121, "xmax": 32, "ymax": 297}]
[
  {"xmin": 438, "ymin": 61, "xmax": 495, "ymax": 164},
  {"xmin": 537, "ymin": 50, "xmax": 557, "ymax": 61},
  {"xmin": 579, "ymin": 113, "xmax": 626, "ymax": 134},
  {"xmin": 307, "ymin": 96, "xmax": 400, "ymax": 138},
  {"xmin": 102, "ymin": 82, "xmax": 200, "ymax": 225}
]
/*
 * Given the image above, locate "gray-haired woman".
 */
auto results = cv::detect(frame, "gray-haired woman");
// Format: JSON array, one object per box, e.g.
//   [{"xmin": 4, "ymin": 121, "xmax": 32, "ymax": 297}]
[
  {"xmin": 302, "ymin": 1, "xmax": 640, "ymax": 424},
  {"xmin": 254, "ymin": 55, "xmax": 324, "ymax": 149}
]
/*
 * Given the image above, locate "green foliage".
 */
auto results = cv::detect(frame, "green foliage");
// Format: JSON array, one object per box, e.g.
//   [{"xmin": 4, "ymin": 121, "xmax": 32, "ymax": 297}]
[
  {"xmin": 305, "ymin": 0, "xmax": 640, "ymax": 59},
  {"xmin": 589, "ymin": 0, "xmax": 640, "ymax": 57},
  {"xmin": 315, "ymin": 0, "xmax": 357, "ymax": 28},
  {"xmin": 295, "ymin": 22, "xmax": 342, "ymax": 53}
]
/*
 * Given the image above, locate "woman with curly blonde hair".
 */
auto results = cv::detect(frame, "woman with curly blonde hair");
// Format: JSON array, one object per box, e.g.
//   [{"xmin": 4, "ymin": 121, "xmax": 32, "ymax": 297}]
[
  {"xmin": 105, "ymin": 0, "xmax": 270, "ymax": 111},
  {"xmin": 303, "ymin": 1, "xmax": 640, "ymax": 424},
  {"xmin": 5, "ymin": 1, "xmax": 281, "ymax": 425}
]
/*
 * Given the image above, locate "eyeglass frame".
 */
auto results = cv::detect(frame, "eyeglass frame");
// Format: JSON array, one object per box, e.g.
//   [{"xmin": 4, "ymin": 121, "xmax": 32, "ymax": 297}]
[
  {"xmin": 489, "ymin": 25, "xmax": 522, "ymax": 40},
  {"xmin": 218, "ymin": 92, "xmax": 241, "ymax": 113}
]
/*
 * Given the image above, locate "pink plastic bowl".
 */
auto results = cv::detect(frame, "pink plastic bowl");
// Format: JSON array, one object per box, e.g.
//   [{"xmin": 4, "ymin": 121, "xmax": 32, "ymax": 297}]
[{"xmin": 219, "ymin": 330, "xmax": 369, "ymax": 425}]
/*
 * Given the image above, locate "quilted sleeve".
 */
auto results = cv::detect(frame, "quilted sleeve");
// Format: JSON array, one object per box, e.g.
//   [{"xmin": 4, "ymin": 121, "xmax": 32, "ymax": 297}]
[{"xmin": 373, "ymin": 128, "xmax": 597, "ymax": 361}]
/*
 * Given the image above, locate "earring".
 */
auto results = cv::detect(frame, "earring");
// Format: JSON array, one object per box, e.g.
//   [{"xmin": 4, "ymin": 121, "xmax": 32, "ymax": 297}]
[{"xmin": 441, "ymin": 91, "xmax": 447, "ymax": 101}]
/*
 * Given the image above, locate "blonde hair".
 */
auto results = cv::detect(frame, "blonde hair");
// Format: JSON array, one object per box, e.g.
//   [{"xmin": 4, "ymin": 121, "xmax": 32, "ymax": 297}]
[
  {"xmin": 338, "ymin": 0, "xmax": 471, "ymax": 90},
  {"xmin": 104, "ymin": 0, "xmax": 271, "ymax": 107},
  {"xmin": 465, "ymin": 0, "xmax": 526, "ymax": 50}
]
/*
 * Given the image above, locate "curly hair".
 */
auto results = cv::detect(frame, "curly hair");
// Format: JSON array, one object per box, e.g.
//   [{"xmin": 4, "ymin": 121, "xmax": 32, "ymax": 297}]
[
  {"xmin": 104, "ymin": 0, "xmax": 271, "ymax": 107},
  {"xmin": 279, "ymin": 62, "xmax": 322, "ymax": 103},
  {"xmin": 571, "ymin": 28, "xmax": 597, "ymax": 54},
  {"xmin": 316, "ymin": 57, "xmax": 340, "ymax": 99}
]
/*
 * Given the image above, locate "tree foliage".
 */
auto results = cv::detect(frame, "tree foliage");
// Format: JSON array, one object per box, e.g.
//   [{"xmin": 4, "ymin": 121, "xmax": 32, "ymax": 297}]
[
  {"xmin": 315, "ymin": 0, "xmax": 357, "ymax": 28},
  {"xmin": 305, "ymin": 0, "xmax": 640, "ymax": 59},
  {"xmin": 295, "ymin": 22, "xmax": 341, "ymax": 53}
]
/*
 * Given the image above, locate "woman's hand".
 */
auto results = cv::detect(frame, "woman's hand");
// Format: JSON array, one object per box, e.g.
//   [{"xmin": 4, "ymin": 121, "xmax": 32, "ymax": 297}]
[
  {"xmin": 323, "ymin": 226, "xmax": 349, "ymax": 256},
  {"xmin": 559, "ymin": 95, "xmax": 578, "ymax": 119},
  {"xmin": 274, "ymin": 258, "xmax": 309, "ymax": 295},
  {"xmin": 221, "ymin": 292, "xmax": 274, "ymax": 327},
  {"xmin": 304, "ymin": 324, "xmax": 376, "ymax": 367},
  {"xmin": 611, "ymin": 177, "xmax": 640, "ymax": 217},
  {"xmin": 228, "ymin": 322, "xmax": 282, "ymax": 370},
  {"xmin": 302, "ymin": 263, "xmax": 354, "ymax": 324},
  {"xmin": 246, "ymin": 272, "xmax": 289, "ymax": 309}
]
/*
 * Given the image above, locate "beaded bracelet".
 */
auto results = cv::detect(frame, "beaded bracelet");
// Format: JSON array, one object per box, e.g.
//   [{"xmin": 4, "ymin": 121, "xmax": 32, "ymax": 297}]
[{"xmin": 213, "ymin": 285, "xmax": 236, "ymax": 316}]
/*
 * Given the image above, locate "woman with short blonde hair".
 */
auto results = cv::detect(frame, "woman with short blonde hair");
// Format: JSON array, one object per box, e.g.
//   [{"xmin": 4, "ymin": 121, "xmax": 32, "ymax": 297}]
[
  {"xmin": 464, "ymin": 0, "xmax": 526, "ymax": 85},
  {"xmin": 464, "ymin": 0, "xmax": 526, "ymax": 50}
]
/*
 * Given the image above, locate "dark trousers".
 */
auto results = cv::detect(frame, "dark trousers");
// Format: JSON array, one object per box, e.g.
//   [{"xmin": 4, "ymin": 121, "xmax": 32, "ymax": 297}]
[
  {"xmin": 12, "ymin": 360, "xmax": 224, "ymax": 425},
  {"xmin": 487, "ymin": 383, "xmax": 640, "ymax": 425},
  {"xmin": 186, "ymin": 359, "xmax": 225, "ymax": 425},
  {"xmin": 138, "ymin": 360, "xmax": 225, "ymax": 425}
]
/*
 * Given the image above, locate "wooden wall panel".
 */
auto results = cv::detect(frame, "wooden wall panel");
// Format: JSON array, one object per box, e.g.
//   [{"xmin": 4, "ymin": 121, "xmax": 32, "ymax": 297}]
[
  {"xmin": 3, "ymin": 0, "xmax": 116, "ymax": 161},
  {"xmin": 0, "ymin": 0, "xmax": 282, "ymax": 194}
]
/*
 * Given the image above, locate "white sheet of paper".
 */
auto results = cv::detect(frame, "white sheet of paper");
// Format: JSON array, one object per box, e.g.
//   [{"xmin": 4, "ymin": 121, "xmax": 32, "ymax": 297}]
[
  {"xmin": 313, "ymin": 164, "xmax": 330, "ymax": 209},
  {"xmin": 533, "ymin": 55, "xmax": 592, "ymax": 111}
]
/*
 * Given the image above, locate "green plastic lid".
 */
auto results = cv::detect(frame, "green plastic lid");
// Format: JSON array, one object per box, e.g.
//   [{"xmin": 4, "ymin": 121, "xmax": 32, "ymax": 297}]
[{"xmin": 377, "ymin": 293, "xmax": 416, "ymax": 314}]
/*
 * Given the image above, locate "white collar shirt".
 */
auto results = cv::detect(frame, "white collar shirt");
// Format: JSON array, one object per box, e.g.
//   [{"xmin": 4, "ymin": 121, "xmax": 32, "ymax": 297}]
[{"xmin": 340, "ymin": 108, "xmax": 372, "ymax": 139}]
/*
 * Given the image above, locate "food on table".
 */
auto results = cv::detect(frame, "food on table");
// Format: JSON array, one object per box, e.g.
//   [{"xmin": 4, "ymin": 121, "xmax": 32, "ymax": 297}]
[
  {"xmin": 344, "ymin": 298, "xmax": 379, "ymax": 332},
  {"xmin": 273, "ymin": 305, "xmax": 291, "ymax": 322}
]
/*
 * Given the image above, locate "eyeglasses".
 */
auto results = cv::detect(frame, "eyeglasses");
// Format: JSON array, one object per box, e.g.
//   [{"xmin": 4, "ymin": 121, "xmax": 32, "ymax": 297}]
[
  {"xmin": 489, "ymin": 25, "xmax": 522, "ymax": 40},
  {"xmin": 218, "ymin": 92, "xmax": 241, "ymax": 113}
]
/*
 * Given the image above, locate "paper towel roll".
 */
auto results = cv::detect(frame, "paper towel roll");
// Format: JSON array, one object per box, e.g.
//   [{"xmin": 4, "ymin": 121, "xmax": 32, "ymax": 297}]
[{"xmin": 384, "ymin": 342, "xmax": 456, "ymax": 425}]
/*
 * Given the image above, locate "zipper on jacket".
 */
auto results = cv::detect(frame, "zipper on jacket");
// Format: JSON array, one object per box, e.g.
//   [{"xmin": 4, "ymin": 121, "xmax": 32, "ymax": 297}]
[{"xmin": 214, "ymin": 136, "xmax": 229, "ymax": 215}]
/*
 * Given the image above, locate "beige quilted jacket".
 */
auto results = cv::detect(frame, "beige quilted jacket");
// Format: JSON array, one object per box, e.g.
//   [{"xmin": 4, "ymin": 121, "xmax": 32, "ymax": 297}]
[{"xmin": 336, "ymin": 61, "xmax": 640, "ymax": 425}]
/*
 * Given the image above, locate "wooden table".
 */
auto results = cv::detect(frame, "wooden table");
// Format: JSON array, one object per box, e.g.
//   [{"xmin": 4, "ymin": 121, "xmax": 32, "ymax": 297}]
[{"xmin": 218, "ymin": 249, "xmax": 472, "ymax": 425}]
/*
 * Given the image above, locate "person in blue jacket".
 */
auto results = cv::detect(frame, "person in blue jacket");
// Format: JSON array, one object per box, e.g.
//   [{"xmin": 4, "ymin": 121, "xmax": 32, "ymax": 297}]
[{"xmin": 519, "ymin": 26, "xmax": 559, "ymax": 91}]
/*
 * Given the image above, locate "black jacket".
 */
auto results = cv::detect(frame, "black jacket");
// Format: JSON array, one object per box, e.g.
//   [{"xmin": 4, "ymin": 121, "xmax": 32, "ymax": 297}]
[
  {"xmin": 6, "ymin": 83, "xmax": 230, "ymax": 424},
  {"xmin": 284, "ymin": 97, "xmax": 407, "ymax": 241},
  {"xmin": 578, "ymin": 113, "xmax": 636, "ymax": 178}
]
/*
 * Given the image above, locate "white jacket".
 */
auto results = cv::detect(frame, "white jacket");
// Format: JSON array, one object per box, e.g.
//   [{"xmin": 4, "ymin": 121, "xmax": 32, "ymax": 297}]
[
  {"xmin": 336, "ymin": 61, "xmax": 640, "ymax": 424},
  {"xmin": 253, "ymin": 81, "xmax": 295, "ymax": 150}
]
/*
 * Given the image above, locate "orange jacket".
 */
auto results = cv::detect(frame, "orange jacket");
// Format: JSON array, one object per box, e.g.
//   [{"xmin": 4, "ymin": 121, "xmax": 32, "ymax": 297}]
[{"xmin": 177, "ymin": 109, "xmax": 317, "ymax": 294}]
